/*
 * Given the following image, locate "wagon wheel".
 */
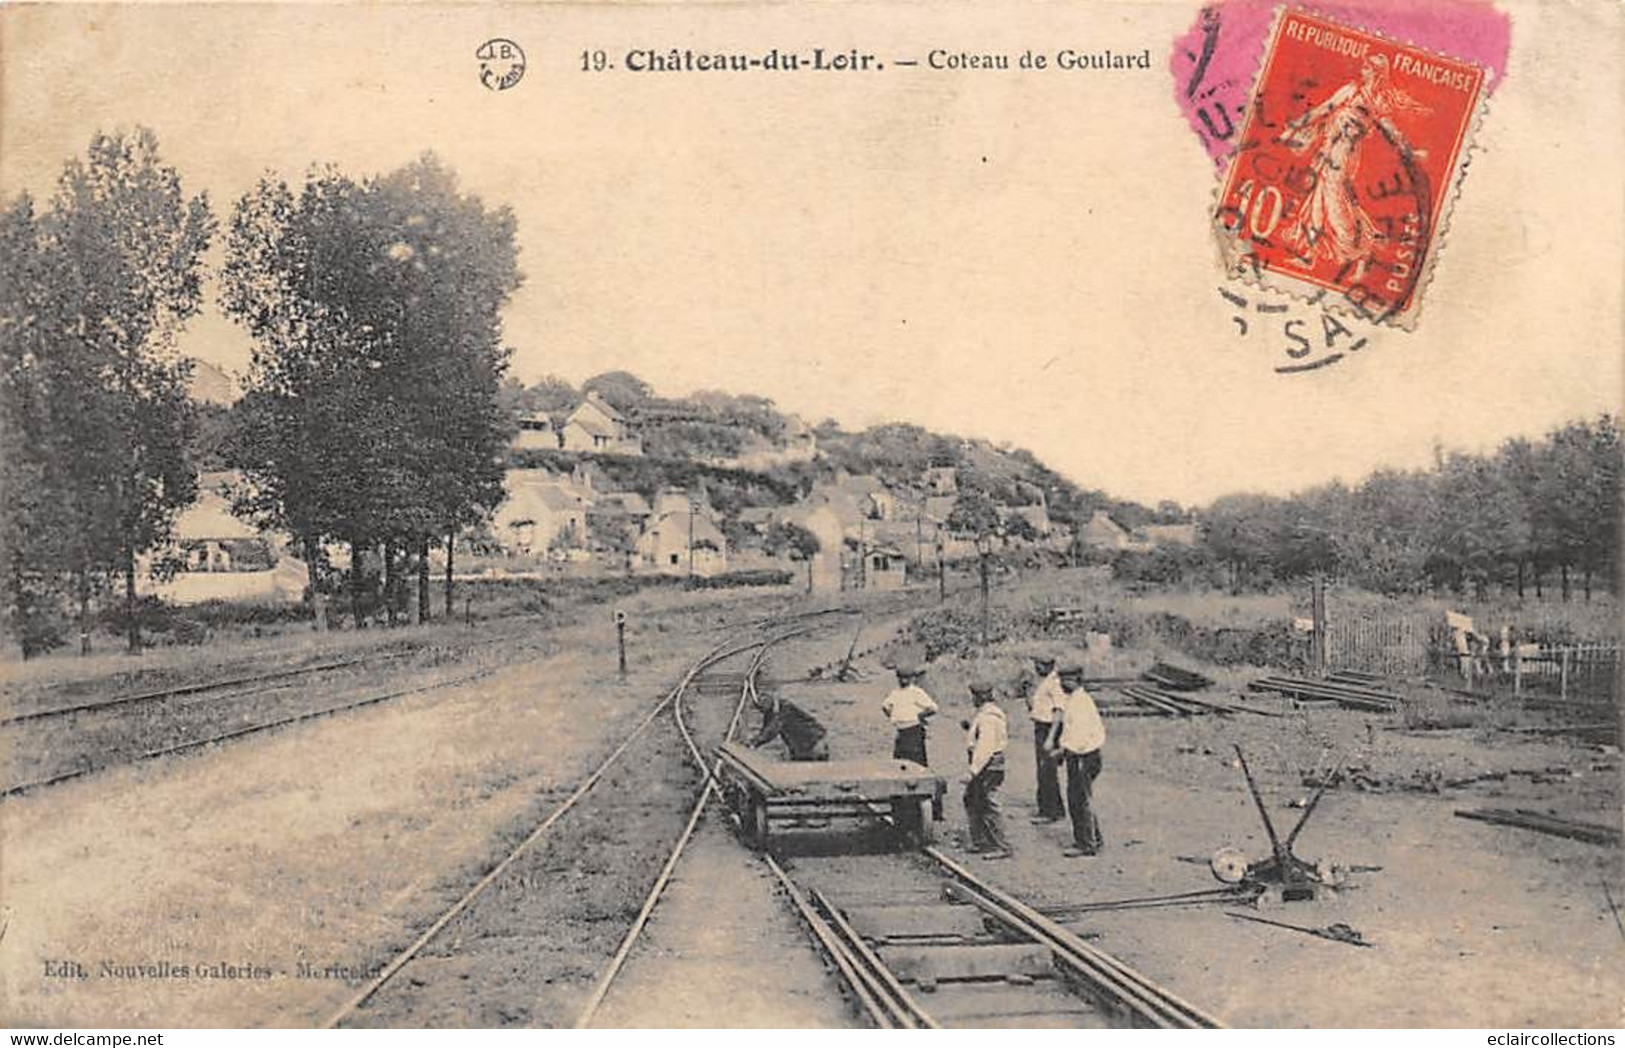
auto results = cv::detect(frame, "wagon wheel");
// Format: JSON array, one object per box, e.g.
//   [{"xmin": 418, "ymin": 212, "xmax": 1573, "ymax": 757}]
[
  {"xmin": 890, "ymin": 798, "xmax": 927, "ymax": 848},
  {"xmin": 746, "ymin": 794, "xmax": 771, "ymax": 851}
]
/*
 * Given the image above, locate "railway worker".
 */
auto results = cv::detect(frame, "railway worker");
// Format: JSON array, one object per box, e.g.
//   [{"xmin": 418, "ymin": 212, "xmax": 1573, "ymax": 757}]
[
  {"xmin": 963, "ymin": 677, "xmax": 1011, "ymax": 859},
  {"xmin": 1025, "ymin": 654, "xmax": 1066, "ymax": 824},
  {"xmin": 881, "ymin": 654, "xmax": 938, "ymax": 766},
  {"xmin": 750, "ymin": 697, "xmax": 830, "ymax": 761},
  {"xmin": 1045, "ymin": 663, "xmax": 1106, "ymax": 857}
]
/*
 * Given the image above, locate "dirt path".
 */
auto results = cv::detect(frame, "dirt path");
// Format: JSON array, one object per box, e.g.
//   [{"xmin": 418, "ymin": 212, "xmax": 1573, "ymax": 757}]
[{"xmin": 586, "ymin": 821, "xmax": 851, "ymax": 1027}]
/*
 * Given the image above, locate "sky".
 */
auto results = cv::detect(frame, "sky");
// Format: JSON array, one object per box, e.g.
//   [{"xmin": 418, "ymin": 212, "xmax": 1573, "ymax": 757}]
[{"xmin": 3, "ymin": 1, "xmax": 1620, "ymax": 507}]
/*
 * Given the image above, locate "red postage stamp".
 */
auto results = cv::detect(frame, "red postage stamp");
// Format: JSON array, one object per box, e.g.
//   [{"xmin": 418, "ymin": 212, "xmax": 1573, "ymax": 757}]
[{"xmin": 1215, "ymin": 9, "xmax": 1489, "ymax": 327}]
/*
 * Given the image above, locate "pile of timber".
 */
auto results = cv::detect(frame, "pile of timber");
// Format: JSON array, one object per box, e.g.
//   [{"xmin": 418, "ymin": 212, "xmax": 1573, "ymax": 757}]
[
  {"xmin": 1141, "ymin": 662, "xmax": 1214, "ymax": 692},
  {"xmin": 1248, "ymin": 674, "xmax": 1403, "ymax": 713},
  {"xmin": 1454, "ymin": 807, "xmax": 1621, "ymax": 847}
]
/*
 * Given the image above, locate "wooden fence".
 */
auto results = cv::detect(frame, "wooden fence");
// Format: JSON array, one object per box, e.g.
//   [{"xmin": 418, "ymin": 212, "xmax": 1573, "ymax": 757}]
[
  {"xmin": 1324, "ymin": 615, "xmax": 1430, "ymax": 677},
  {"xmin": 1499, "ymin": 642, "xmax": 1618, "ymax": 701},
  {"xmin": 1327, "ymin": 611, "xmax": 1617, "ymax": 701}
]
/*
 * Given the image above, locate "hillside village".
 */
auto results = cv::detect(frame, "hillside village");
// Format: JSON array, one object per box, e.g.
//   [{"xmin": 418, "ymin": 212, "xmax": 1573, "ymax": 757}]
[{"xmin": 165, "ymin": 372, "xmax": 1189, "ymax": 605}]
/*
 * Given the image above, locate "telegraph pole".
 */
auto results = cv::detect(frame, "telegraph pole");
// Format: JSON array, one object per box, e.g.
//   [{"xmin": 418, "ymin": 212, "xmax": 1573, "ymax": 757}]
[
  {"xmin": 915, "ymin": 507, "xmax": 924, "ymax": 580},
  {"xmin": 936, "ymin": 525, "xmax": 946, "ymax": 604},
  {"xmin": 687, "ymin": 499, "xmax": 696, "ymax": 580},
  {"xmin": 1311, "ymin": 571, "xmax": 1328, "ymax": 677},
  {"xmin": 615, "ymin": 609, "xmax": 628, "ymax": 676},
  {"xmin": 859, "ymin": 517, "xmax": 868, "ymax": 591},
  {"xmin": 977, "ymin": 533, "xmax": 992, "ymax": 653}
]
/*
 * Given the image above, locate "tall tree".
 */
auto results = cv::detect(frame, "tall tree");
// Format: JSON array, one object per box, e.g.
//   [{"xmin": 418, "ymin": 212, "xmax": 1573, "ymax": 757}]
[
  {"xmin": 221, "ymin": 170, "xmax": 367, "ymax": 628},
  {"xmin": 0, "ymin": 195, "xmax": 75, "ymax": 655},
  {"xmin": 764, "ymin": 520, "xmax": 821, "ymax": 591},
  {"xmin": 2, "ymin": 131, "xmax": 213, "ymax": 653},
  {"xmin": 946, "ymin": 489, "xmax": 1001, "ymax": 539},
  {"xmin": 221, "ymin": 155, "xmax": 520, "ymax": 627},
  {"xmin": 581, "ymin": 370, "xmax": 651, "ymax": 413}
]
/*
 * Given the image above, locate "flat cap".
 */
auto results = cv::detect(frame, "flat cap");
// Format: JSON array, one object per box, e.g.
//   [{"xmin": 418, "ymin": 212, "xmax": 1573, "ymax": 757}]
[
  {"xmin": 968, "ymin": 678, "xmax": 996, "ymax": 697},
  {"xmin": 1057, "ymin": 662, "xmax": 1088, "ymax": 678},
  {"xmin": 889, "ymin": 654, "xmax": 922, "ymax": 676}
]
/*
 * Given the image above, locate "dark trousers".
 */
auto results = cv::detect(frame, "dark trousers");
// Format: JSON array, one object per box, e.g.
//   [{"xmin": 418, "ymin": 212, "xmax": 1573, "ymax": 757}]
[
  {"xmin": 964, "ymin": 767, "xmax": 1008, "ymax": 852},
  {"xmin": 1064, "ymin": 749, "xmax": 1104, "ymax": 852},
  {"xmin": 1032, "ymin": 721, "xmax": 1064, "ymax": 818},
  {"xmin": 893, "ymin": 724, "xmax": 927, "ymax": 766}
]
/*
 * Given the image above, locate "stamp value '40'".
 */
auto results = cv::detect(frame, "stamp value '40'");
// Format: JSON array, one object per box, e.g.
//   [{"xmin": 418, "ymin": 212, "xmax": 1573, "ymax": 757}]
[{"xmin": 1215, "ymin": 9, "xmax": 1488, "ymax": 328}]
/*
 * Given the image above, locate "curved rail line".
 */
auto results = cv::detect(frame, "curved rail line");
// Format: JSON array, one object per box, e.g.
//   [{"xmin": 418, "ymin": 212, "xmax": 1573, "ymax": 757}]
[
  {"xmin": 5, "ymin": 600, "xmax": 849, "ymax": 728},
  {"xmin": 571, "ymin": 626, "xmax": 804, "ymax": 1028},
  {"xmin": 322, "ymin": 625, "xmax": 791, "ymax": 1030},
  {"xmin": 3, "ymin": 605, "xmax": 858, "ymax": 800}
]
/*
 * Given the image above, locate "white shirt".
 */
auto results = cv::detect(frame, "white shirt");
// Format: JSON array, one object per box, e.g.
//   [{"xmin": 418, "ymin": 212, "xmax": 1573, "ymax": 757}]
[
  {"xmin": 966, "ymin": 702, "xmax": 1008, "ymax": 775},
  {"xmin": 881, "ymin": 684, "xmax": 939, "ymax": 727},
  {"xmin": 1055, "ymin": 686, "xmax": 1106, "ymax": 755},
  {"xmin": 1026, "ymin": 671, "xmax": 1065, "ymax": 724}
]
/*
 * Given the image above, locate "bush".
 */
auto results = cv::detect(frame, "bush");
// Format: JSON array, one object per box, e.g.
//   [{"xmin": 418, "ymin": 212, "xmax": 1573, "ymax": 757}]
[
  {"xmin": 689, "ymin": 569, "xmax": 793, "ymax": 590},
  {"xmin": 6, "ymin": 582, "xmax": 70, "ymax": 659},
  {"xmin": 905, "ymin": 605, "xmax": 1020, "ymax": 660},
  {"xmin": 1109, "ymin": 545, "xmax": 1225, "ymax": 588},
  {"xmin": 1029, "ymin": 603, "xmax": 1305, "ymax": 670}
]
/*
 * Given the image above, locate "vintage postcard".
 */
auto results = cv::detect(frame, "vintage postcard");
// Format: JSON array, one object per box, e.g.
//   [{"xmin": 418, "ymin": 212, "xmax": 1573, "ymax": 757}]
[{"xmin": 1, "ymin": 0, "xmax": 1621, "ymax": 1033}]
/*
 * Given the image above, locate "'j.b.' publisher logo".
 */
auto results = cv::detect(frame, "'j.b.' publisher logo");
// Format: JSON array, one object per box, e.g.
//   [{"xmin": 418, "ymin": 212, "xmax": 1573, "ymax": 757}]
[{"xmin": 478, "ymin": 39, "xmax": 525, "ymax": 91}]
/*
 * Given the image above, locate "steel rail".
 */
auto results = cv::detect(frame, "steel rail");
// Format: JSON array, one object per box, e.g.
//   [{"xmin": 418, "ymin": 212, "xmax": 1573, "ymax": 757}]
[
  {"xmin": 320, "ymin": 631, "xmax": 768, "ymax": 1029},
  {"xmin": 808, "ymin": 887, "xmax": 939, "ymax": 1029},
  {"xmin": 9, "ymin": 590, "xmax": 790, "ymax": 728},
  {"xmin": 0, "ymin": 649, "xmax": 422, "ymax": 728},
  {"xmin": 571, "ymin": 626, "xmax": 813, "ymax": 1028},
  {"xmin": 1, "ymin": 665, "xmax": 500, "ymax": 799},
  {"xmin": 758, "ymin": 852, "xmax": 897, "ymax": 1027},
  {"xmin": 923, "ymin": 846, "xmax": 1224, "ymax": 1029},
  {"xmin": 942, "ymin": 875, "xmax": 1198, "ymax": 1027}
]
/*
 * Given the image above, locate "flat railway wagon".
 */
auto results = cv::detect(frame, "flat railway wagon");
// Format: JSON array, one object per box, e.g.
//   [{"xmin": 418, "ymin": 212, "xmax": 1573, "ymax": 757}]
[{"xmin": 715, "ymin": 740, "xmax": 946, "ymax": 849}]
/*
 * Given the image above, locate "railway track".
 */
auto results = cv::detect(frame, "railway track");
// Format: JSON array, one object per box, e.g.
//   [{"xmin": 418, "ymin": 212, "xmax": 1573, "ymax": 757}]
[
  {"xmin": 570, "ymin": 612, "xmax": 1221, "ymax": 1030},
  {"xmin": 0, "ymin": 602, "xmax": 852, "ymax": 800},
  {"xmin": 3, "ymin": 595, "xmax": 850, "ymax": 728},
  {"xmin": 751, "ymin": 840, "xmax": 1224, "ymax": 1028},
  {"xmin": 0, "ymin": 664, "xmax": 499, "ymax": 798},
  {"xmin": 571, "ymin": 629, "xmax": 790, "ymax": 1027},
  {"xmin": 325, "ymin": 616, "xmax": 825, "ymax": 1028},
  {"xmin": 0, "ymin": 648, "xmax": 421, "ymax": 728}
]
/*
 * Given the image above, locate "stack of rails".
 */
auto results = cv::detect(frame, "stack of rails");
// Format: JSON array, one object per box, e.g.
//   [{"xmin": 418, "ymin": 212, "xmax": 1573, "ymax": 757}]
[
  {"xmin": 1248, "ymin": 674, "xmax": 1403, "ymax": 713},
  {"xmin": 1108, "ymin": 684, "xmax": 1232, "ymax": 718},
  {"xmin": 1326, "ymin": 669, "xmax": 1387, "ymax": 687},
  {"xmin": 1453, "ymin": 808, "xmax": 1621, "ymax": 846},
  {"xmin": 1140, "ymin": 662, "xmax": 1214, "ymax": 691}
]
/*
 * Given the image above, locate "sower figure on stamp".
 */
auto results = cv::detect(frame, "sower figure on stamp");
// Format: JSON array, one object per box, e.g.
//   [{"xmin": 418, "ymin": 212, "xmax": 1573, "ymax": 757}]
[
  {"xmin": 1045, "ymin": 662, "xmax": 1106, "ymax": 857},
  {"xmin": 881, "ymin": 652, "xmax": 938, "ymax": 766},
  {"xmin": 962, "ymin": 677, "xmax": 1011, "ymax": 859},
  {"xmin": 751, "ymin": 697, "xmax": 829, "ymax": 761},
  {"xmin": 1277, "ymin": 53, "xmax": 1430, "ymax": 276},
  {"xmin": 1025, "ymin": 653, "xmax": 1066, "ymax": 824}
]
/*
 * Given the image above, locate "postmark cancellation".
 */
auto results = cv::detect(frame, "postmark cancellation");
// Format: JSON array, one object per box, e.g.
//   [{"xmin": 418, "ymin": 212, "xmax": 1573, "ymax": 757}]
[{"xmin": 1214, "ymin": 8, "xmax": 1491, "ymax": 329}]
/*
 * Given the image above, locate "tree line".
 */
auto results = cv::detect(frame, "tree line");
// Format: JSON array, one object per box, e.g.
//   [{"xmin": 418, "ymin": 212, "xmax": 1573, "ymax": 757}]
[
  {"xmin": 1, "ymin": 129, "xmax": 520, "ymax": 655},
  {"xmin": 1196, "ymin": 415, "xmax": 1620, "ymax": 600}
]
